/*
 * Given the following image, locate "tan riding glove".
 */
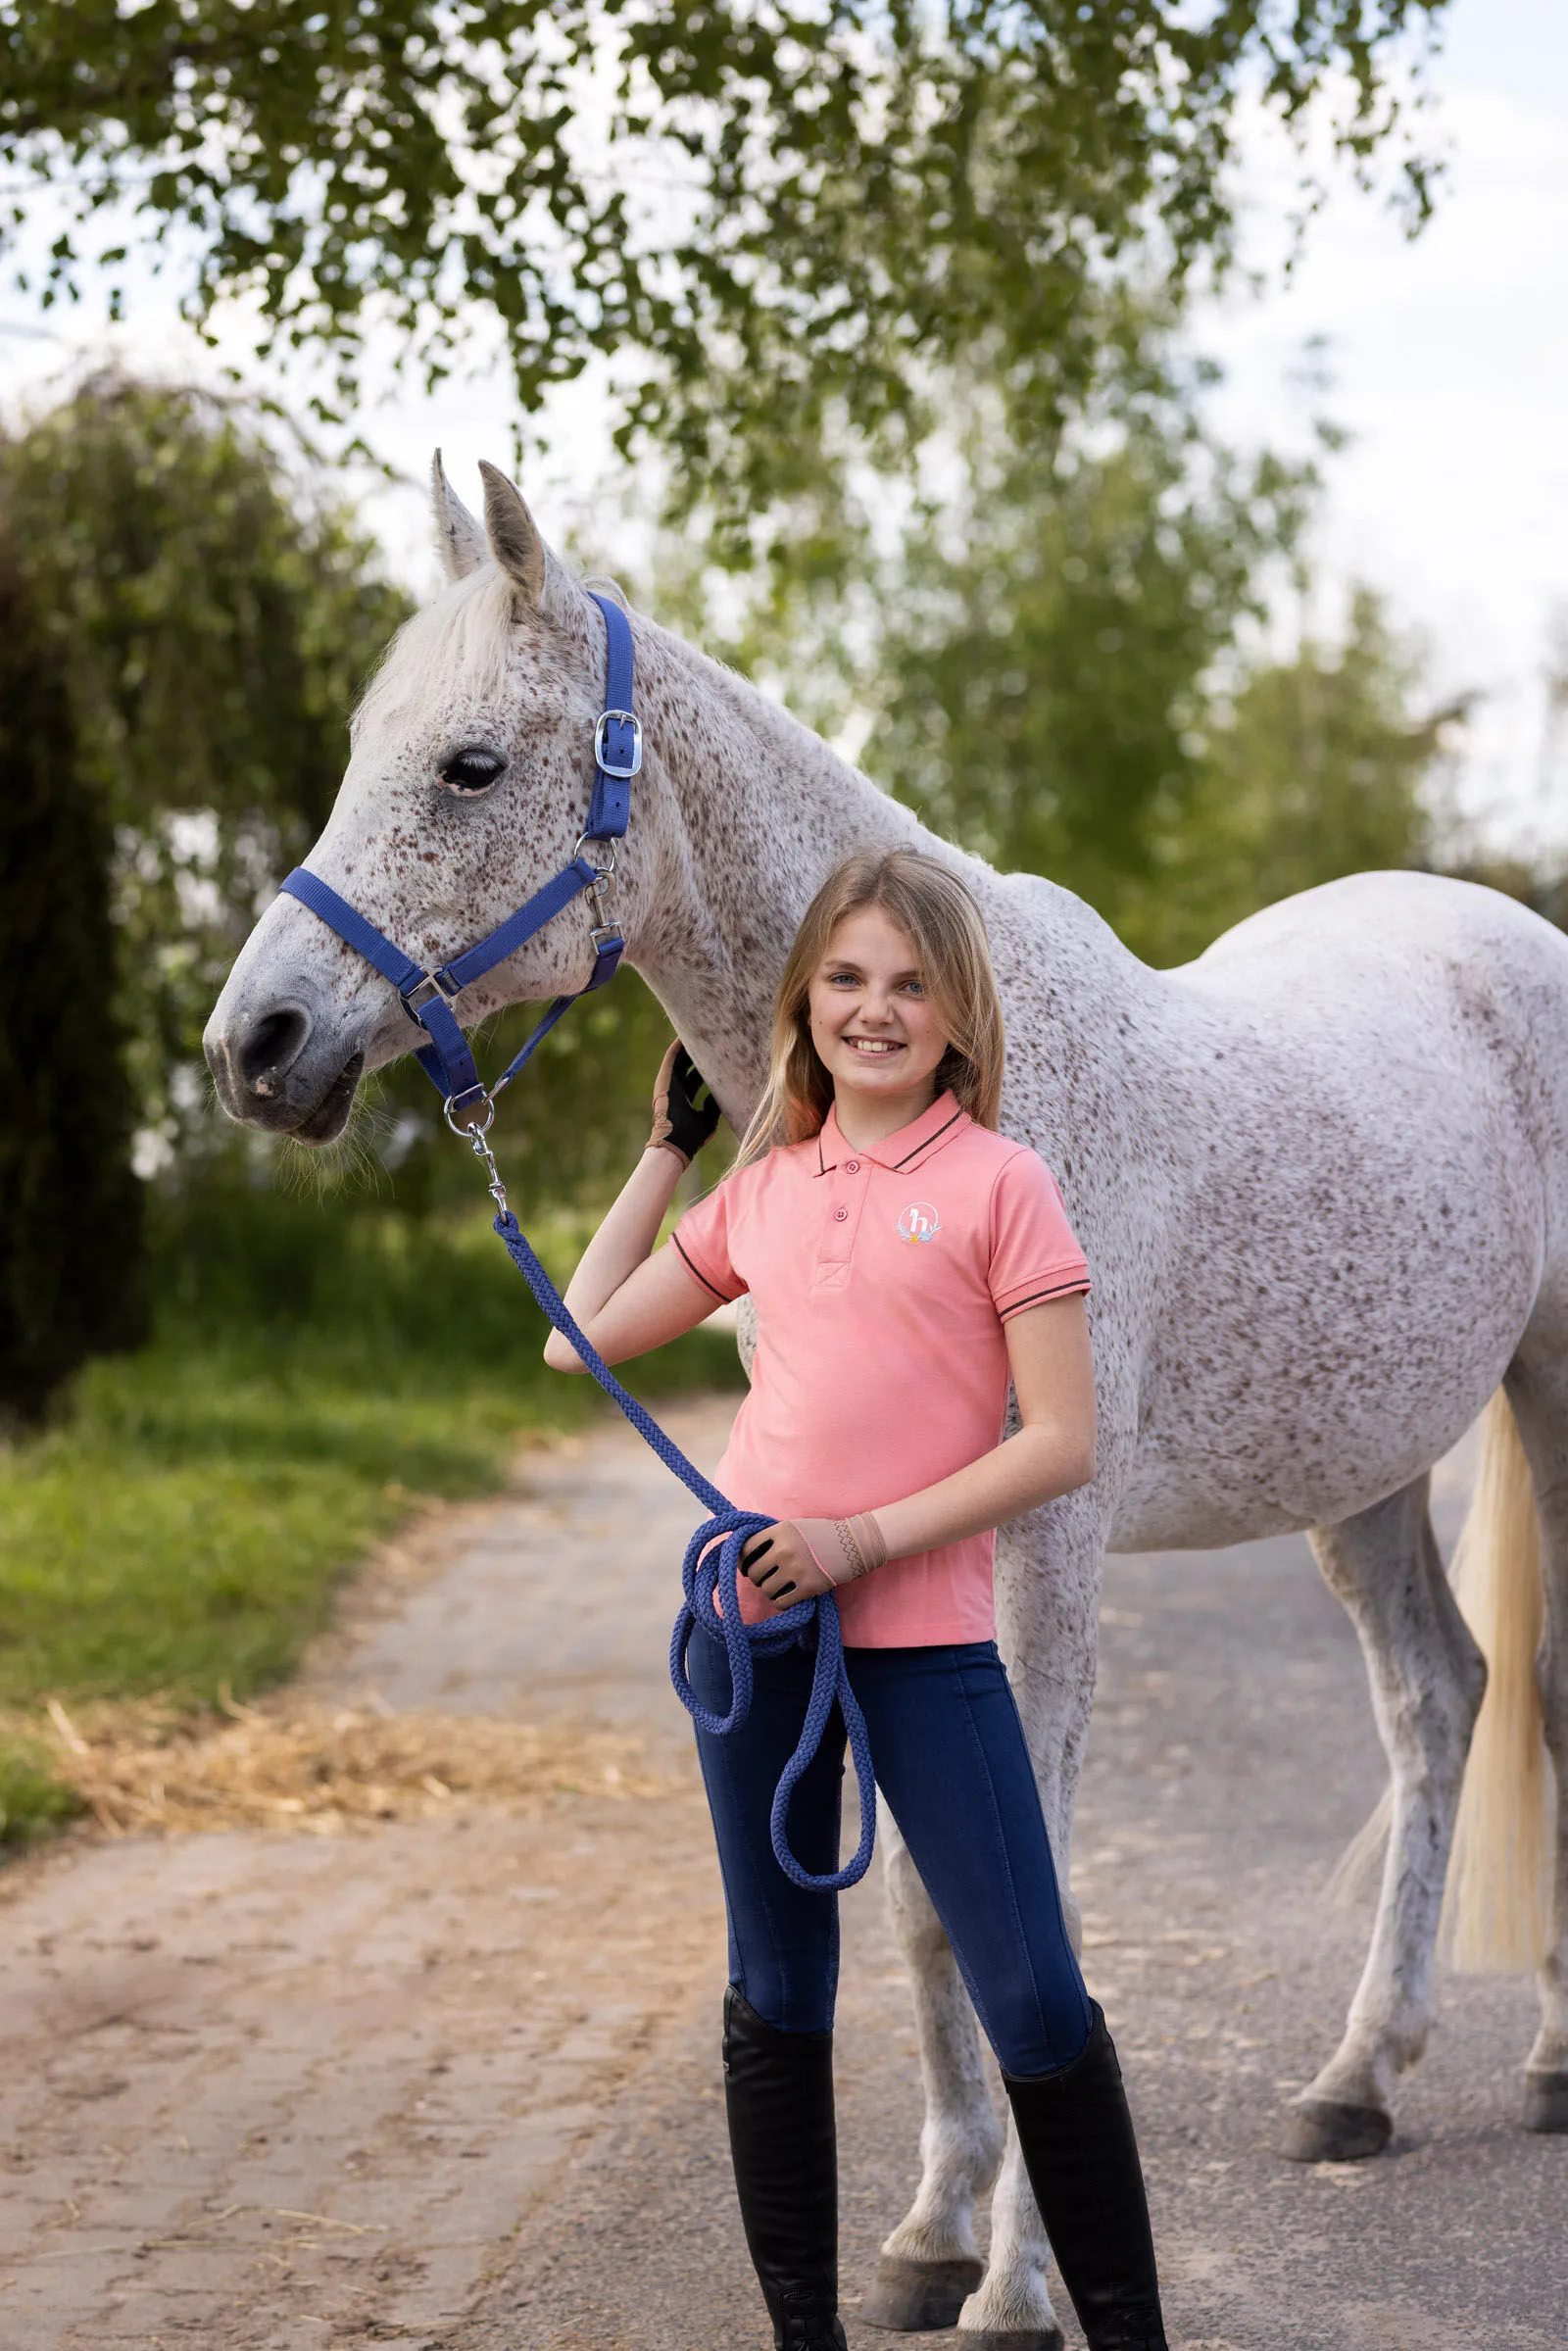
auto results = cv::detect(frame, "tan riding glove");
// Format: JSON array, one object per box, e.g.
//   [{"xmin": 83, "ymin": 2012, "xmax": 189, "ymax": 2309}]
[
  {"xmin": 649, "ymin": 1039, "xmax": 721, "ymax": 1167},
  {"xmin": 740, "ymin": 1513, "xmax": 889, "ymax": 1607}
]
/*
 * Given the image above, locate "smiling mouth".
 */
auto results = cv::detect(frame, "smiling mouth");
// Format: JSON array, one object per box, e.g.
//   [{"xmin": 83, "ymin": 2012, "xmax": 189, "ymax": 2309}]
[{"xmin": 844, "ymin": 1037, "xmax": 904, "ymax": 1056}]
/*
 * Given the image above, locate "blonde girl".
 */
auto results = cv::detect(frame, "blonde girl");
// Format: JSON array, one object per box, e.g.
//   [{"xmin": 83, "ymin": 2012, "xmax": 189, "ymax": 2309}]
[{"xmin": 547, "ymin": 847, "xmax": 1168, "ymax": 2351}]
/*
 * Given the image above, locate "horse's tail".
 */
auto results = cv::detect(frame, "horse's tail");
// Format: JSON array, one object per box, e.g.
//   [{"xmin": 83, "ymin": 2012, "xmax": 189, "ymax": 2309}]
[{"xmin": 1441, "ymin": 1389, "xmax": 1556, "ymax": 1973}]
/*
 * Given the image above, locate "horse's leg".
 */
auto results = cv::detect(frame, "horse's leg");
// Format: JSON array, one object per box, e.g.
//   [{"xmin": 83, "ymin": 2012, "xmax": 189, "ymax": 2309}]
[
  {"xmin": 1495, "ymin": 1355, "xmax": 1568, "ymax": 2131},
  {"xmin": 1284, "ymin": 1475, "xmax": 1486, "ymax": 2161},
  {"xmin": 861, "ymin": 1812, "xmax": 1006, "ymax": 2328},
  {"xmin": 954, "ymin": 1504, "xmax": 1102, "ymax": 2350}
]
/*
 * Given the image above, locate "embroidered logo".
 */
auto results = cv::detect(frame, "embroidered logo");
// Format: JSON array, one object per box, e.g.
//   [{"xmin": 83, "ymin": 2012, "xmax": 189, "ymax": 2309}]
[{"xmin": 896, "ymin": 1200, "xmax": 942, "ymax": 1245}]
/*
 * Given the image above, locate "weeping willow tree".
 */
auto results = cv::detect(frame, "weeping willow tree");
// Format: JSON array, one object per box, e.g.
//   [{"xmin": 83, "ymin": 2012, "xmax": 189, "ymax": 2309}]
[
  {"xmin": 0, "ymin": 375, "xmax": 409, "ymax": 1412},
  {"xmin": 0, "ymin": 530, "xmax": 145, "ymax": 1422}
]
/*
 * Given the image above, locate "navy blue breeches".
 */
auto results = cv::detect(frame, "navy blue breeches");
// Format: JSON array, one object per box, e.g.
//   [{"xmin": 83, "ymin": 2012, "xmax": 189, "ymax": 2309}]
[{"xmin": 688, "ymin": 1635, "xmax": 1092, "ymax": 2076}]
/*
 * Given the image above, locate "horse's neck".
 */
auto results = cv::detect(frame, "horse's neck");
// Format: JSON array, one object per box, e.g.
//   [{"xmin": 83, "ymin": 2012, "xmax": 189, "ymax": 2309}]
[{"xmin": 623, "ymin": 619, "xmax": 1157, "ymax": 1128}]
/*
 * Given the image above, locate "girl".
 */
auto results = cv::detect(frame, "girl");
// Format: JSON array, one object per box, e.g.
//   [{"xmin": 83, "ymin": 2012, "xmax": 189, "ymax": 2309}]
[{"xmin": 544, "ymin": 848, "xmax": 1168, "ymax": 2351}]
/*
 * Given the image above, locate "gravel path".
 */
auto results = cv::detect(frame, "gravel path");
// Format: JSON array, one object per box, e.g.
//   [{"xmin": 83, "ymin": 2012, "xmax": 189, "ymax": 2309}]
[{"xmin": 1, "ymin": 1402, "xmax": 1563, "ymax": 2349}]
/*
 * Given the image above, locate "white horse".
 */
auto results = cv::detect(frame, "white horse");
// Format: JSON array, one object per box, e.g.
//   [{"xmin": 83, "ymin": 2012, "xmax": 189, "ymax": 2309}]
[{"xmin": 205, "ymin": 460, "xmax": 1567, "ymax": 2351}]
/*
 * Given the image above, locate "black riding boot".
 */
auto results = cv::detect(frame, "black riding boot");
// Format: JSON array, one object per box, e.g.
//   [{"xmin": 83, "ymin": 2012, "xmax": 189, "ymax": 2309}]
[
  {"xmin": 722, "ymin": 1985, "xmax": 847, "ymax": 2351},
  {"xmin": 1004, "ymin": 2002, "xmax": 1169, "ymax": 2351}
]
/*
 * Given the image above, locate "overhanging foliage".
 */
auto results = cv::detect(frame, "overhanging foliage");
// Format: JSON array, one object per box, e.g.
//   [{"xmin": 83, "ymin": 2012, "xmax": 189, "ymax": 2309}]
[{"xmin": 1, "ymin": 2, "xmax": 1449, "ymax": 515}]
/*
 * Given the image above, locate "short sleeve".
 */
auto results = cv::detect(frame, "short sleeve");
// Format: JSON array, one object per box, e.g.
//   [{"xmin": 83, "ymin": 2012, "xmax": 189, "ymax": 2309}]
[
  {"xmin": 672, "ymin": 1177, "xmax": 747, "ymax": 1305},
  {"xmin": 987, "ymin": 1149, "xmax": 1091, "ymax": 1321}
]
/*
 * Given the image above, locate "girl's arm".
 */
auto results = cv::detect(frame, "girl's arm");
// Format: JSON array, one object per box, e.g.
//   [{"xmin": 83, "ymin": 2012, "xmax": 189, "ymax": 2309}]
[
  {"xmin": 743, "ymin": 1296, "xmax": 1095, "ymax": 1604},
  {"xmin": 542, "ymin": 1147, "xmax": 717, "ymax": 1372}
]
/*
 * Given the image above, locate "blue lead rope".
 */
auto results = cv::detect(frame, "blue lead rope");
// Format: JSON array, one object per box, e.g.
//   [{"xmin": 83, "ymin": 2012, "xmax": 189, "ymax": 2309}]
[
  {"xmin": 492, "ymin": 1208, "xmax": 877, "ymax": 1892},
  {"xmin": 274, "ymin": 586, "xmax": 876, "ymax": 1892}
]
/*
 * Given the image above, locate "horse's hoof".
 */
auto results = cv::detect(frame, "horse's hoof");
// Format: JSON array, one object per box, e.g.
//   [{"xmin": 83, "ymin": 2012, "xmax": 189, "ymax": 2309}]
[
  {"xmin": 861, "ymin": 2254, "xmax": 985, "ymax": 2331},
  {"xmin": 1522, "ymin": 2070, "xmax": 1568, "ymax": 2132},
  {"xmin": 955, "ymin": 2331, "xmax": 1065, "ymax": 2351},
  {"xmin": 1279, "ymin": 2096, "xmax": 1393, "ymax": 2162}
]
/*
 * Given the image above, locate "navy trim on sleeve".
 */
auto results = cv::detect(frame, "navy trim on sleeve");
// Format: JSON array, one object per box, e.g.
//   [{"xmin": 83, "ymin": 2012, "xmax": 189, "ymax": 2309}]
[
  {"xmin": 672, "ymin": 1232, "xmax": 739, "ymax": 1305},
  {"xmin": 998, "ymin": 1275, "xmax": 1092, "ymax": 1320}
]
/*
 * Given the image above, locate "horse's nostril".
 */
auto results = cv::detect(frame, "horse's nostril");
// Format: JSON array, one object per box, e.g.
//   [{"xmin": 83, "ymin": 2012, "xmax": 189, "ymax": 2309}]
[{"xmin": 238, "ymin": 1006, "xmax": 311, "ymax": 1093}]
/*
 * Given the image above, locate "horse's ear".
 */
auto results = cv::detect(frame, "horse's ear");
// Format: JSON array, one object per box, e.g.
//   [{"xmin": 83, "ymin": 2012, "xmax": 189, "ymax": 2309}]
[
  {"xmin": 477, "ymin": 461, "xmax": 547, "ymax": 608},
  {"xmin": 431, "ymin": 451, "xmax": 488, "ymax": 581}
]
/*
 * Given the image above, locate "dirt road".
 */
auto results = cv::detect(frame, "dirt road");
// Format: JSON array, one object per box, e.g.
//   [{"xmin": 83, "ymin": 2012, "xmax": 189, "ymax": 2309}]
[{"xmin": 1, "ymin": 1401, "xmax": 1563, "ymax": 2350}]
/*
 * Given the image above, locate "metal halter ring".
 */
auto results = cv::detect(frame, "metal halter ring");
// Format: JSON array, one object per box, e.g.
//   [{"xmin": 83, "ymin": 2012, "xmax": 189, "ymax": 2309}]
[
  {"xmin": 444, "ymin": 1089, "xmax": 495, "ymax": 1140},
  {"xmin": 572, "ymin": 832, "xmax": 618, "ymax": 876}
]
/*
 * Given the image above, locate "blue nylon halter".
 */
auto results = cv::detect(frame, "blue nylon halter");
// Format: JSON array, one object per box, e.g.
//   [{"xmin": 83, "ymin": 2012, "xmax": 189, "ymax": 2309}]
[
  {"xmin": 274, "ymin": 589, "xmax": 875, "ymax": 1892},
  {"xmin": 280, "ymin": 591, "xmax": 639, "ymax": 1124}
]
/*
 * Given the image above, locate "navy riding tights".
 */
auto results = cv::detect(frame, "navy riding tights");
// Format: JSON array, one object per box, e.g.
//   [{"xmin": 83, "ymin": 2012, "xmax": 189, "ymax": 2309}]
[{"xmin": 688, "ymin": 1635, "xmax": 1092, "ymax": 2076}]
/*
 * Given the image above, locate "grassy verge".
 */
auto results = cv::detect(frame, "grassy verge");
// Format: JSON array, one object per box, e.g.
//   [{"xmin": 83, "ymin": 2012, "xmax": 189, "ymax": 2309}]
[{"xmin": 0, "ymin": 1184, "xmax": 742, "ymax": 1849}]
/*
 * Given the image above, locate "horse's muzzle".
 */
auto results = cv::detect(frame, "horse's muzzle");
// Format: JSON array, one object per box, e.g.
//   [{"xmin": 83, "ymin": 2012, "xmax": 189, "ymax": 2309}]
[{"xmin": 205, "ymin": 999, "xmax": 366, "ymax": 1143}]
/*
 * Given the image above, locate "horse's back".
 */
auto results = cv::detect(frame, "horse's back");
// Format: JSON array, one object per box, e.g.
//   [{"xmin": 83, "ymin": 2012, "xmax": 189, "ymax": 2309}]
[
  {"xmin": 1181, "ymin": 871, "xmax": 1568, "ymax": 1249},
  {"xmin": 1109, "ymin": 872, "xmax": 1568, "ymax": 1547},
  {"xmin": 1186, "ymin": 868, "xmax": 1568, "ymax": 1029}
]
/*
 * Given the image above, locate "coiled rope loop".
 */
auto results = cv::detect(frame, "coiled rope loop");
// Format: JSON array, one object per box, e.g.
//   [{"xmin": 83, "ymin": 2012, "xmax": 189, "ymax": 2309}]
[{"xmin": 494, "ymin": 1210, "xmax": 876, "ymax": 1892}]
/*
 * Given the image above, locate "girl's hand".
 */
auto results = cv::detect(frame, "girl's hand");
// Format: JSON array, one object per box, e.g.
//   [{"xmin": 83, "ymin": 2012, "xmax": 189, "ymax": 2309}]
[
  {"xmin": 650, "ymin": 1039, "xmax": 721, "ymax": 1166},
  {"xmin": 740, "ymin": 1515, "xmax": 887, "ymax": 1609}
]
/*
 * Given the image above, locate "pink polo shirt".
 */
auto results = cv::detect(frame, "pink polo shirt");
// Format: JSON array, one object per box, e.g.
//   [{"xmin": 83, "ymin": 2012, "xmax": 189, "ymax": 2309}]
[{"xmin": 671, "ymin": 1091, "xmax": 1090, "ymax": 1646}]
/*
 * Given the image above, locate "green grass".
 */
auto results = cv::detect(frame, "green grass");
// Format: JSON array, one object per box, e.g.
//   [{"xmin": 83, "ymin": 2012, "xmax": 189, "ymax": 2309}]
[
  {"xmin": 0, "ymin": 1728, "xmax": 82, "ymax": 1848},
  {"xmin": 0, "ymin": 1185, "xmax": 742, "ymax": 1843}
]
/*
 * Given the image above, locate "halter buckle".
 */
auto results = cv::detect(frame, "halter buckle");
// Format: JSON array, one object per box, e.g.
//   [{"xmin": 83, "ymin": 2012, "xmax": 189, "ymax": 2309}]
[
  {"xmin": 401, "ymin": 968, "xmax": 461, "ymax": 1020},
  {"xmin": 594, "ymin": 710, "xmax": 642, "ymax": 779}
]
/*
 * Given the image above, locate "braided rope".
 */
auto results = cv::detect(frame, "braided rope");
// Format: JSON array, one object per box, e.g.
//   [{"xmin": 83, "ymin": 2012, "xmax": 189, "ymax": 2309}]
[{"xmin": 493, "ymin": 1210, "xmax": 876, "ymax": 1892}]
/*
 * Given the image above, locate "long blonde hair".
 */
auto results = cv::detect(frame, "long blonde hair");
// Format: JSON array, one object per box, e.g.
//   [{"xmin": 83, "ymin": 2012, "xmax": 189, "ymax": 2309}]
[{"xmin": 735, "ymin": 848, "xmax": 1005, "ymax": 1168}]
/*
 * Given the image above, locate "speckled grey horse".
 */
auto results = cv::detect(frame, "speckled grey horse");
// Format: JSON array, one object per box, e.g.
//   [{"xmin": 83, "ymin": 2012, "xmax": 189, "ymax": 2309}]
[{"xmin": 205, "ymin": 462, "xmax": 1568, "ymax": 2350}]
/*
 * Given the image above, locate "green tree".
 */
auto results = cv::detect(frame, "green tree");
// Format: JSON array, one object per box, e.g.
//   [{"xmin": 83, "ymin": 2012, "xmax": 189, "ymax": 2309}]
[
  {"xmin": 0, "ymin": 4, "xmax": 1449, "ymax": 523},
  {"xmin": 857, "ymin": 407, "xmax": 1317, "ymax": 943},
  {"xmin": 632, "ymin": 367, "xmax": 1445, "ymax": 968},
  {"xmin": 0, "ymin": 532, "xmax": 145, "ymax": 1421},
  {"xmin": 0, "ymin": 374, "xmax": 411, "ymax": 1164},
  {"xmin": 0, "ymin": 373, "xmax": 415, "ymax": 1415},
  {"xmin": 1137, "ymin": 586, "xmax": 1449, "ymax": 963}
]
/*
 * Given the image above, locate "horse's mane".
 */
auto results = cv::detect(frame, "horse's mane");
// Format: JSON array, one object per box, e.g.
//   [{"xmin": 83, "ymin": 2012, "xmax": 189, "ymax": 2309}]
[{"xmin": 353, "ymin": 564, "xmax": 516, "ymax": 733}]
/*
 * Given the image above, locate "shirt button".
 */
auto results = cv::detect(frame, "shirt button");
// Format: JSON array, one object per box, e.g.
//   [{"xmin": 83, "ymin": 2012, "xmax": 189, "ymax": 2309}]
[
  {"xmin": 845, "ymin": 1158, "xmax": 859, "ymax": 1173},
  {"xmin": 833, "ymin": 1206, "xmax": 849, "ymax": 1222}
]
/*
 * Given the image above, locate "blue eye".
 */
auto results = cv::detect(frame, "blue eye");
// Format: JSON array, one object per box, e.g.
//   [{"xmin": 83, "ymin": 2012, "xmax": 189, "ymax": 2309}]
[{"xmin": 440, "ymin": 746, "xmax": 507, "ymax": 795}]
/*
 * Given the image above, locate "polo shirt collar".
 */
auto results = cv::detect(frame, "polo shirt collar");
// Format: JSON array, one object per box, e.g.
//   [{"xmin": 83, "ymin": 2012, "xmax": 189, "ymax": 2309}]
[{"xmin": 815, "ymin": 1089, "xmax": 971, "ymax": 1175}]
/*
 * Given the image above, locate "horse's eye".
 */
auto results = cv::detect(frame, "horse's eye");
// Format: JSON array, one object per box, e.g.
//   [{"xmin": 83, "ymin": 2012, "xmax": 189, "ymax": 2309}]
[{"xmin": 439, "ymin": 747, "xmax": 506, "ymax": 795}]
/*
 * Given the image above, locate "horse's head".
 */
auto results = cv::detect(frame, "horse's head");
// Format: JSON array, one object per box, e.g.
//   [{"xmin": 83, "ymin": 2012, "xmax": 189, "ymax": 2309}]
[{"xmin": 205, "ymin": 458, "xmax": 628, "ymax": 1142}]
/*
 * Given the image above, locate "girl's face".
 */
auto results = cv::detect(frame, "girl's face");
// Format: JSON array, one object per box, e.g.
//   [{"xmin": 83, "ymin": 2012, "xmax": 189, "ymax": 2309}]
[{"xmin": 807, "ymin": 905, "xmax": 954, "ymax": 1116}]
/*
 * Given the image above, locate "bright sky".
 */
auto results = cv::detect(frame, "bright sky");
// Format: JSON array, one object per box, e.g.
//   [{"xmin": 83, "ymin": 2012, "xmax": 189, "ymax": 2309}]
[
  {"xmin": 1, "ymin": 0, "xmax": 1563, "ymax": 855},
  {"xmin": 1197, "ymin": 0, "xmax": 1568, "ymax": 855}
]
